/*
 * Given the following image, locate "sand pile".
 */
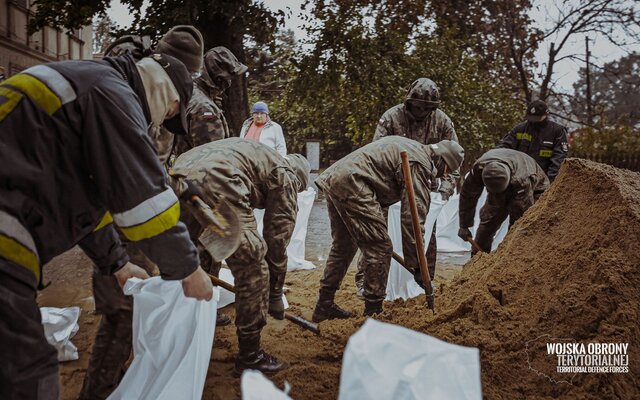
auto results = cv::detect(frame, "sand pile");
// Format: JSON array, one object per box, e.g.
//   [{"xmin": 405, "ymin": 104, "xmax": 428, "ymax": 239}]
[
  {"xmin": 387, "ymin": 158, "xmax": 640, "ymax": 399},
  {"xmin": 274, "ymin": 158, "xmax": 640, "ymax": 400}
]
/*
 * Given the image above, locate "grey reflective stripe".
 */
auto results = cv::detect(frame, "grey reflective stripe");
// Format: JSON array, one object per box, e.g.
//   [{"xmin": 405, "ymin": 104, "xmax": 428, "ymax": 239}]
[
  {"xmin": 0, "ymin": 210, "xmax": 38, "ymax": 256},
  {"xmin": 24, "ymin": 65, "xmax": 77, "ymax": 105},
  {"xmin": 112, "ymin": 188, "xmax": 178, "ymax": 227}
]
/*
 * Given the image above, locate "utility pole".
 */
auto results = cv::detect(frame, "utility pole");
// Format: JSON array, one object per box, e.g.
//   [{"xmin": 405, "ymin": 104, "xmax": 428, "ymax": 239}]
[{"xmin": 585, "ymin": 36, "xmax": 592, "ymax": 125}]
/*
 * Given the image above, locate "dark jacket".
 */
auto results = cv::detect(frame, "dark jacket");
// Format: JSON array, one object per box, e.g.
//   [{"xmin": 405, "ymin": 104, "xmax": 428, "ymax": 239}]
[
  {"xmin": 497, "ymin": 120, "xmax": 568, "ymax": 181},
  {"xmin": 0, "ymin": 57, "xmax": 198, "ymax": 284},
  {"xmin": 459, "ymin": 148, "xmax": 549, "ymax": 228}
]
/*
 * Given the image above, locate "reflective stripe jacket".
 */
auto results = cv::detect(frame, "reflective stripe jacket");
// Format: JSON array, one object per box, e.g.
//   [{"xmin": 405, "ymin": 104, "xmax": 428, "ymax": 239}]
[
  {"xmin": 497, "ymin": 120, "xmax": 568, "ymax": 181},
  {"xmin": 459, "ymin": 148, "xmax": 549, "ymax": 229},
  {"xmin": 315, "ymin": 136, "xmax": 437, "ymax": 272},
  {"xmin": 0, "ymin": 58, "xmax": 198, "ymax": 282}
]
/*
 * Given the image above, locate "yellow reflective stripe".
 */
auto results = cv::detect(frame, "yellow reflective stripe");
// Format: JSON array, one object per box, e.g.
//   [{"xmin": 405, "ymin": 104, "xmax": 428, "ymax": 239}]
[
  {"xmin": 0, "ymin": 234, "xmax": 40, "ymax": 281},
  {"xmin": 94, "ymin": 212, "xmax": 113, "ymax": 231},
  {"xmin": 119, "ymin": 201, "xmax": 181, "ymax": 241},
  {"xmin": 516, "ymin": 132, "xmax": 532, "ymax": 141},
  {"xmin": 113, "ymin": 188, "xmax": 178, "ymax": 227},
  {"xmin": 2, "ymin": 73, "xmax": 61, "ymax": 115},
  {"xmin": 24, "ymin": 65, "xmax": 76, "ymax": 105},
  {"xmin": 0, "ymin": 86, "xmax": 23, "ymax": 122},
  {"xmin": 539, "ymin": 149, "xmax": 553, "ymax": 157}
]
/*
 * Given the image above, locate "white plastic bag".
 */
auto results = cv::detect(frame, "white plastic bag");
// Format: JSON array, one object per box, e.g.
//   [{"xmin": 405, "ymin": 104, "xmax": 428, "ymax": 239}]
[
  {"xmin": 339, "ymin": 319, "xmax": 482, "ymax": 400},
  {"xmin": 386, "ymin": 192, "xmax": 446, "ymax": 301},
  {"xmin": 286, "ymin": 188, "xmax": 316, "ymax": 271},
  {"xmin": 434, "ymin": 190, "xmax": 508, "ymax": 253},
  {"xmin": 40, "ymin": 307, "xmax": 80, "ymax": 362},
  {"xmin": 254, "ymin": 188, "xmax": 317, "ymax": 271},
  {"xmin": 107, "ymin": 277, "xmax": 219, "ymax": 400},
  {"xmin": 241, "ymin": 370, "xmax": 292, "ymax": 400}
]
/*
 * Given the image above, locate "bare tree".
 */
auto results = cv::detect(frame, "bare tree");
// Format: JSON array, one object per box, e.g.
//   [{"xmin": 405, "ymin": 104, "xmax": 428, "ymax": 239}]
[{"xmin": 515, "ymin": 0, "xmax": 640, "ymax": 102}]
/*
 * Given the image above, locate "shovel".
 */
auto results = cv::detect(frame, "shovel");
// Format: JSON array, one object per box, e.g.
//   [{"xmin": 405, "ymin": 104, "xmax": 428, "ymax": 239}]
[
  {"xmin": 400, "ymin": 151, "xmax": 435, "ymax": 312},
  {"xmin": 207, "ymin": 273, "xmax": 320, "ymax": 335},
  {"xmin": 188, "ymin": 195, "xmax": 241, "ymax": 262}
]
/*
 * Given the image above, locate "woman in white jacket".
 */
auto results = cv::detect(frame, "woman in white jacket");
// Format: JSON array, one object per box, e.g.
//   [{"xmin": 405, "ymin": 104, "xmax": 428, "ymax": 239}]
[{"xmin": 239, "ymin": 101, "xmax": 287, "ymax": 156}]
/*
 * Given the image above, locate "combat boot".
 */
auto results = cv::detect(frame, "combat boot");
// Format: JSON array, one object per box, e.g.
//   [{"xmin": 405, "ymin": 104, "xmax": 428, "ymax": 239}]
[
  {"xmin": 363, "ymin": 300, "xmax": 383, "ymax": 316},
  {"xmin": 268, "ymin": 273, "xmax": 286, "ymax": 320},
  {"xmin": 312, "ymin": 300, "xmax": 353, "ymax": 323},
  {"xmin": 268, "ymin": 294, "xmax": 285, "ymax": 320},
  {"xmin": 235, "ymin": 349, "xmax": 289, "ymax": 375}
]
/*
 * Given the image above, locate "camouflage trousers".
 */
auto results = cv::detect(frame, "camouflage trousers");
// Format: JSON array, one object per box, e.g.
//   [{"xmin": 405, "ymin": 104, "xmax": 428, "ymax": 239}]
[
  {"xmin": 225, "ymin": 227, "xmax": 269, "ymax": 352},
  {"xmin": 319, "ymin": 191, "xmax": 393, "ymax": 304},
  {"xmin": 80, "ymin": 245, "xmax": 156, "ymax": 400},
  {"xmin": 354, "ymin": 206, "xmax": 437, "ymax": 290},
  {"xmin": 0, "ymin": 260, "xmax": 59, "ymax": 400},
  {"xmin": 182, "ymin": 204, "xmax": 269, "ymax": 352},
  {"xmin": 475, "ymin": 191, "xmax": 534, "ymax": 253}
]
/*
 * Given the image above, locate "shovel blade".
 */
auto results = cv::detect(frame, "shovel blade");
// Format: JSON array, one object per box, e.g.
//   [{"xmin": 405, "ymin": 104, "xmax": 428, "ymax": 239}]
[{"xmin": 192, "ymin": 198, "xmax": 241, "ymax": 262}]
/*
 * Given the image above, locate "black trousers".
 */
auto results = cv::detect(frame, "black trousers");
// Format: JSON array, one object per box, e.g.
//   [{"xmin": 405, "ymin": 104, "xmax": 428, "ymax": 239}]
[{"xmin": 0, "ymin": 260, "xmax": 59, "ymax": 400}]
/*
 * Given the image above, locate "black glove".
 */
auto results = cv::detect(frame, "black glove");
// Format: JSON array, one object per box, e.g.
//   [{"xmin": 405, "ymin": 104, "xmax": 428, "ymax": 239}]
[
  {"xmin": 179, "ymin": 179, "xmax": 205, "ymax": 203},
  {"xmin": 458, "ymin": 227, "xmax": 472, "ymax": 241}
]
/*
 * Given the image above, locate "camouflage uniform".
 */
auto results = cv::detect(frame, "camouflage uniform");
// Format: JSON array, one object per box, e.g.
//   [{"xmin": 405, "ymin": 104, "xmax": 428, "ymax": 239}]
[
  {"xmin": 357, "ymin": 78, "xmax": 459, "ymax": 283},
  {"xmin": 172, "ymin": 138, "xmax": 308, "ymax": 354},
  {"xmin": 459, "ymin": 148, "xmax": 549, "ymax": 252},
  {"xmin": 173, "ymin": 47, "xmax": 248, "ymax": 157},
  {"xmin": 315, "ymin": 136, "xmax": 437, "ymax": 310}
]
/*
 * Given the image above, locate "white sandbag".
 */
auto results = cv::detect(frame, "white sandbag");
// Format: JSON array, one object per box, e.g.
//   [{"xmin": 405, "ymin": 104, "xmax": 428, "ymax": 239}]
[
  {"xmin": 433, "ymin": 190, "xmax": 509, "ymax": 253},
  {"xmin": 215, "ymin": 267, "xmax": 289, "ymax": 310},
  {"xmin": 385, "ymin": 202, "xmax": 423, "ymax": 301},
  {"xmin": 241, "ymin": 370, "xmax": 292, "ymax": 400},
  {"xmin": 40, "ymin": 307, "xmax": 80, "ymax": 362},
  {"xmin": 107, "ymin": 277, "xmax": 219, "ymax": 400},
  {"xmin": 254, "ymin": 188, "xmax": 317, "ymax": 271},
  {"xmin": 339, "ymin": 319, "xmax": 482, "ymax": 400},
  {"xmin": 286, "ymin": 188, "xmax": 316, "ymax": 271},
  {"xmin": 386, "ymin": 192, "xmax": 446, "ymax": 301}
]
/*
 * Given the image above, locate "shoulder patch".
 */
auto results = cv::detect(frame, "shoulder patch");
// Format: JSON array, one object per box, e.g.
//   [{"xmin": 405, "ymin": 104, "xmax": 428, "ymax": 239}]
[{"xmin": 561, "ymin": 142, "xmax": 568, "ymax": 152}]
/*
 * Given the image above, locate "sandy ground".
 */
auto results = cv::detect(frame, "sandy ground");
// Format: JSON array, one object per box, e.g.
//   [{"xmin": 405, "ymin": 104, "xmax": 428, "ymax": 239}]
[
  {"xmin": 41, "ymin": 198, "xmax": 465, "ymax": 400},
  {"xmin": 38, "ymin": 160, "xmax": 640, "ymax": 400}
]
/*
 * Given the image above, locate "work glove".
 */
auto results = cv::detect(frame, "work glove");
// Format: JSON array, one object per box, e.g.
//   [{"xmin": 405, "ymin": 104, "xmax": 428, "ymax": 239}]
[
  {"xmin": 179, "ymin": 179, "xmax": 205, "ymax": 203},
  {"xmin": 438, "ymin": 179, "xmax": 456, "ymax": 201},
  {"xmin": 458, "ymin": 227, "xmax": 472, "ymax": 241}
]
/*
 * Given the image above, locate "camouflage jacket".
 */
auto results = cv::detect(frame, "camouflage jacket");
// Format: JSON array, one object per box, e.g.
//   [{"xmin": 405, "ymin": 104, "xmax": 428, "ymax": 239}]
[
  {"xmin": 173, "ymin": 81, "xmax": 229, "ymax": 157},
  {"xmin": 459, "ymin": 148, "xmax": 549, "ymax": 228},
  {"xmin": 315, "ymin": 136, "xmax": 437, "ymax": 271},
  {"xmin": 172, "ymin": 138, "xmax": 305, "ymax": 261},
  {"xmin": 373, "ymin": 104, "xmax": 459, "ymax": 196}
]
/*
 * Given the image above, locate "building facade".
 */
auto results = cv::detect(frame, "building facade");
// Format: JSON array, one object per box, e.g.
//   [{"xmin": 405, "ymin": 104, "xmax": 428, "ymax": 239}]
[{"xmin": 0, "ymin": 0, "xmax": 92, "ymax": 80}]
